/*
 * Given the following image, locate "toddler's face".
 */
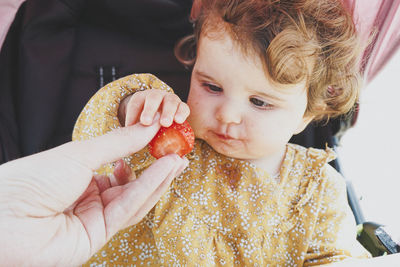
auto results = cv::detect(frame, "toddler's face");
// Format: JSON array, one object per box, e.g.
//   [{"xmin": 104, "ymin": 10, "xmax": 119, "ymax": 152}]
[{"xmin": 187, "ymin": 31, "xmax": 312, "ymax": 172}]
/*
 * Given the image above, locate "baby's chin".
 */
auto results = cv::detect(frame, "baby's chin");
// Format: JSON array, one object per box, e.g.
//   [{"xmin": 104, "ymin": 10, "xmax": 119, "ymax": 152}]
[{"xmin": 205, "ymin": 139, "xmax": 251, "ymax": 160}]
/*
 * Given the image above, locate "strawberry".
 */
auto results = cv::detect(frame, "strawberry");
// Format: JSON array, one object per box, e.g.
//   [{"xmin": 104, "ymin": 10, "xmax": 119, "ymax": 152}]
[{"xmin": 149, "ymin": 120, "xmax": 195, "ymax": 159}]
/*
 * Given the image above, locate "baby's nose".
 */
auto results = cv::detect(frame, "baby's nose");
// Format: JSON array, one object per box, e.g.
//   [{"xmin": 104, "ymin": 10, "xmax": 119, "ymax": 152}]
[{"xmin": 215, "ymin": 101, "xmax": 242, "ymax": 125}]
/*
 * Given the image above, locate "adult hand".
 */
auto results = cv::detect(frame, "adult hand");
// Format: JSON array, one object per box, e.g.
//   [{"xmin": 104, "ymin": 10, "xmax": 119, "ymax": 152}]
[{"xmin": 0, "ymin": 119, "xmax": 188, "ymax": 266}]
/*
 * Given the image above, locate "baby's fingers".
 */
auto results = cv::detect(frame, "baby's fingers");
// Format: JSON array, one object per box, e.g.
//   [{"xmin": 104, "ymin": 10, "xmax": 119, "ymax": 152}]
[
  {"xmin": 125, "ymin": 93, "xmax": 145, "ymax": 127},
  {"xmin": 160, "ymin": 93, "xmax": 187, "ymax": 127},
  {"xmin": 174, "ymin": 102, "xmax": 190, "ymax": 124},
  {"xmin": 125, "ymin": 90, "xmax": 188, "ymax": 127},
  {"xmin": 140, "ymin": 90, "xmax": 166, "ymax": 125}
]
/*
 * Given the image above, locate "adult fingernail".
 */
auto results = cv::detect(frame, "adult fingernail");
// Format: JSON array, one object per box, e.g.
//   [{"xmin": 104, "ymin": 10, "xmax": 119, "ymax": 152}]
[
  {"xmin": 115, "ymin": 159, "xmax": 124, "ymax": 169},
  {"xmin": 161, "ymin": 117, "xmax": 172, "ymax": 127},
  {"xmin": 175, "ymin": 115, "xmax": 184, "ymax": 123},
  {"xmin": 140, "ymin": 115, "xmax": 149, "ymax": 125},
  {"xmin": 114, "ymin": 159, "xmax": 131, "ymax": 180}
]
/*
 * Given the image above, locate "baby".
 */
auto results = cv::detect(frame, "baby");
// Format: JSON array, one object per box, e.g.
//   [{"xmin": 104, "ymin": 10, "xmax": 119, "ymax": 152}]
[{"xmin": 73, "ymin": 0, "xmax": 370, "ymax": 265}]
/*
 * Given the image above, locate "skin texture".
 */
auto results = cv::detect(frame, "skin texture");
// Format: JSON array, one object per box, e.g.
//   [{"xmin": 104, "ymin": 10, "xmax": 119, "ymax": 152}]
[
  {"xmin": 0, "ymin": 119, "xmax": 188, "ymax": 266},
  {"xmin": 187, "ymin": 31, "xmax": 313, "ymax": 175},
  {"xmin": 119, "ymin": 31, "xmax": 312, "ymax": 177},
  {"xmin": 118, "ymin": 89, "xmax": 190, "ymax": 128}
]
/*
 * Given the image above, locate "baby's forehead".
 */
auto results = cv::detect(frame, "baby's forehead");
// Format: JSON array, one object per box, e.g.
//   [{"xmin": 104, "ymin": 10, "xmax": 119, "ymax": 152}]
[
  {"xmin": 197, "ymin": 29, "xmax": 311, "ymax": 91},
  {"xmin": 200, "ymin": 16, "xmax": 255, "ymax": 53}
]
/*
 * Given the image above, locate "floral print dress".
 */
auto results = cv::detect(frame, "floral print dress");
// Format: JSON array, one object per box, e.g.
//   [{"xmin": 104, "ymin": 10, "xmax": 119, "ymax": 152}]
[{"xmin": 72, "ymin": 74, "xmax": 370, "ymax": 266}]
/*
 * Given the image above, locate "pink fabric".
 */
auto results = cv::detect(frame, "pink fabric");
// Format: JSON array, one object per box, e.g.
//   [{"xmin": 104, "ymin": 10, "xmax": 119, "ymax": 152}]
[
  {"xmin": 344, "ymin": 0, "xmax": 400, "ymax": 83},
  {"xmin": 0, "ymin": 0, "xmax": 26, "ymax": 50}
]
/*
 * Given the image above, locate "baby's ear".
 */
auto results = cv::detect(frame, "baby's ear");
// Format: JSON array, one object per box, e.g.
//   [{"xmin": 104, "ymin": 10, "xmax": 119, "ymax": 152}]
[{"xmin": 294, "ymin": 115, "xmax": 314, "ymax": 134}]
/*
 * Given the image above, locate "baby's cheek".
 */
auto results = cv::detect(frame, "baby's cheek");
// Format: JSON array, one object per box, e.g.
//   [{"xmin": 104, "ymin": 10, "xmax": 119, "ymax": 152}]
[
  {"xmin": 186, "ymin": 114, "xmax": 201, "ymax": 138},
  {"xmin": 187, "ymin": 92, "xmax": 201, "ymax": 107},
  {"xmin": 244, "ymin": 119, "xmax": 261, "ymax": 135}
]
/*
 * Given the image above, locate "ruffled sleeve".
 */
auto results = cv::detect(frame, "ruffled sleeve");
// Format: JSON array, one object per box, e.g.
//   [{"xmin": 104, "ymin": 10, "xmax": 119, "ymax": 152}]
[
  {"xmin": 303, "ymin": 164, "xmax": 371, "ymax": 265},
  {"xmin": 72, "ymin": 73, "xmax": 174, "ymax": 175},
  {"xmin": 276, "ymin": 145, "xmax": 337, "ymax": 233}
]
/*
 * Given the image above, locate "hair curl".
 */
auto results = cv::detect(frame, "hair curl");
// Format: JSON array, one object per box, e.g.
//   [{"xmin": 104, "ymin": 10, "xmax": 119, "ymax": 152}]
[{"xmin": 175, "ymin": 0, "xmax": 363, "ymax": 121}]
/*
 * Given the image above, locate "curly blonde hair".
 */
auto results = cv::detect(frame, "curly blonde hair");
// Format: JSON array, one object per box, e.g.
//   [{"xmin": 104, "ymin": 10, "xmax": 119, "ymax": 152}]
[{"xmin": 175, "ymin": 0, "xmax": 363, "ymax": 121}]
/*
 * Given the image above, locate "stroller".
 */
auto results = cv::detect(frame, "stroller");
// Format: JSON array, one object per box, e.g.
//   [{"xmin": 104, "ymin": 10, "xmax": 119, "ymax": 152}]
[{"xmin": 1, "ymin": 0, "xmax": 399, "ymax": 258}]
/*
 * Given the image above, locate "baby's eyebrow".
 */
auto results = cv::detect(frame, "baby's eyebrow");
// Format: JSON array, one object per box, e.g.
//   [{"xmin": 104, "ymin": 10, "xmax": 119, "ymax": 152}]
[
  {"xmin": 195, "ymin": 69, "xmax": 286, "ymax": 102},
  {"xmin": 194, "ymin": 70, "xmax": 217, "ymax": 83},
  {"xmin": 248, "ymin": 88, "xmax": 284, "ymax": 103}
]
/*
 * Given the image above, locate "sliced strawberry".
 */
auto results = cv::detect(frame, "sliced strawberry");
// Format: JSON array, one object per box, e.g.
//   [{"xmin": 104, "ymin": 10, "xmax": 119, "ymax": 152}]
[{"xmin": 149, "ymin": 120, "xmax": 195, "ymax": 159}]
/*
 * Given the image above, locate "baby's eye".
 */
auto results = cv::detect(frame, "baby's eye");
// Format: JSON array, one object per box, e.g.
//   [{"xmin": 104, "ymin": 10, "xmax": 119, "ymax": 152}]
[
  {"xmin": 203, "ymin": 83, "xmax": 222, "ymax": 93},
  {"xmin": 250, "ymin": 97, "xmax": 271, "ymax": 109}
]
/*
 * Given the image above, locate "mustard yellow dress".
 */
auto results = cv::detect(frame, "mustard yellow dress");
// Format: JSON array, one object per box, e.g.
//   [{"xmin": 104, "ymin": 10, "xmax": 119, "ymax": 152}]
[{"xmin": 73, "ymin": 74, "xmax": 370, "ymax": 266}]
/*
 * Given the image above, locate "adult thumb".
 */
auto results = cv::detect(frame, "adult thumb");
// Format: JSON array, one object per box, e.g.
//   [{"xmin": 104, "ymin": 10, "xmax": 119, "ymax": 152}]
[
  {"xmin": 57, "ymin": 118, "xmax": 161, "ymax": 171},
  {"xmin": 1, "ymin": 119, "xmax": 163, "ymax": 211}
]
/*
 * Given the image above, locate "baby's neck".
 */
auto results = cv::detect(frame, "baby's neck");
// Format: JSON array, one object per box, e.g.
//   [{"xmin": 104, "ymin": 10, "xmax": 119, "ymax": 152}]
[{"xmin": 248, "ymin": 145, "xmax": 287, "ymax": 177}]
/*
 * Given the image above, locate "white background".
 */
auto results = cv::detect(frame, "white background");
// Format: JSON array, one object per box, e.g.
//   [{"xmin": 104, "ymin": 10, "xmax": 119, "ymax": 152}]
[{"xmin": 338, "ymin": 48, "xmax": 400, "ymax": 227}]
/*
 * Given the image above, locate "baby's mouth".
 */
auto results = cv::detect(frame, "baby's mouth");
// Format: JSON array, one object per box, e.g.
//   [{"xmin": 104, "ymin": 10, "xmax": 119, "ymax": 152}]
[
  {"xmin": 214, "ymin": 132, "xmax": 237, "ymax": 141},
  {"xmin": 216, "ymin": 133, "xmax": 231, "ymax": 140}
]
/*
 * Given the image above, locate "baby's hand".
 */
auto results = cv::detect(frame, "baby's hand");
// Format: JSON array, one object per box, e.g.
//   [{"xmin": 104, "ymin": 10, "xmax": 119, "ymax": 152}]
[{"xmin": 118, "ymin": 89, "xmax": 190, "ymax": 127}]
